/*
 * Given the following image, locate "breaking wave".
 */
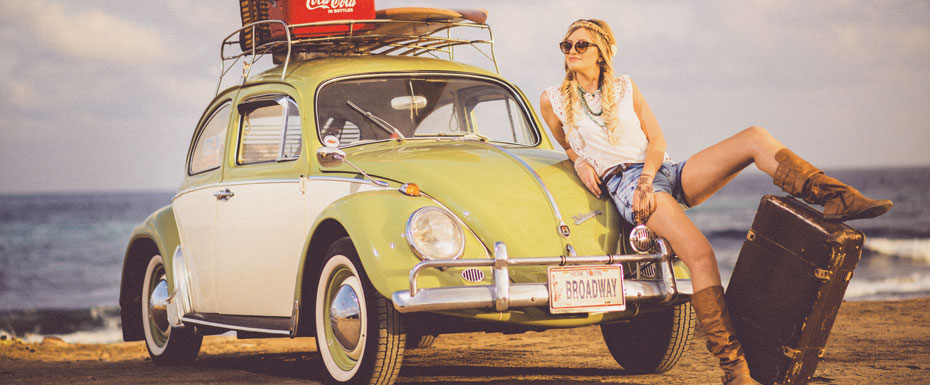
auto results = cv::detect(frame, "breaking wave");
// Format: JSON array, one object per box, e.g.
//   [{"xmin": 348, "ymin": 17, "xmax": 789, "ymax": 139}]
[
  {"xmin": 845, "ymin": 272, "xmax": 930, "ymax": 300},
  {"xmin": 864, "ymin": 238, "xmax": 930, "ymax": 265}
]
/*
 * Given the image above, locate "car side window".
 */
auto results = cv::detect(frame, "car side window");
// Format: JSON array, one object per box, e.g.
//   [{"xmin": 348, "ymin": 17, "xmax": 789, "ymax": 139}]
[
  {"xmin": 470, "ymin": 97, "xmax": 533, "ymax": 144},
  {"xmin": 189, "ymin": 103, "xmax": 231, "ymax": 175},
  {"xmin": 237, "ymin": 96, "xmax": 302, "ymax": 165}
]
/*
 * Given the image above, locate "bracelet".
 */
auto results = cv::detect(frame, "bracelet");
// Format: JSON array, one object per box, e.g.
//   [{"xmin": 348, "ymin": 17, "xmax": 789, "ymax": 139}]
[{"xmin": 573, "ymin": 157, "xmax": 589, "ymax": 172}]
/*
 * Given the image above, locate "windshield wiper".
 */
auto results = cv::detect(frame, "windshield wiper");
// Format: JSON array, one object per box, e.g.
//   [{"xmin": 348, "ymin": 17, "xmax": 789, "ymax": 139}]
[
  {"xmin": 346, "ymin": 100, "xmax": 405, "ymax": 140},
  {"xmin": 421, "ymin": 132, "xmax": 489, "ymax": 141}
]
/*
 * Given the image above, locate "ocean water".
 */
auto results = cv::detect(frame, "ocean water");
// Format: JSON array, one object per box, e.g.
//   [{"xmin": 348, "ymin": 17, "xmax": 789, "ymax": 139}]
[{"xmin": 0, "ymin": 167, "xmax": 927, "ymax": 343}]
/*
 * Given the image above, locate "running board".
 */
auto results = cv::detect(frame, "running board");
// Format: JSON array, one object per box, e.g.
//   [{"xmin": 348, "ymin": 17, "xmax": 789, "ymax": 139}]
[{"xmin": 181, "ymin": 313, "xmax": 291, "ymax": 336}]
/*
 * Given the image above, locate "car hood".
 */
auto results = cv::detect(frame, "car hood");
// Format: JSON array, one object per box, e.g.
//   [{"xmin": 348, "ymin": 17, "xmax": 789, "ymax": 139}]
[{"xmin": 337, "ymin": 140, "xmax": 622, "ymax": 259}]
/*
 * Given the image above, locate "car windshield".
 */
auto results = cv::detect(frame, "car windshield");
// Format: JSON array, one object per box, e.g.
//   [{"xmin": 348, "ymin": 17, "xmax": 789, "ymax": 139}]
[{"xmin": 316, "ymin": 75, "xmax": 538, "ymax": 147}]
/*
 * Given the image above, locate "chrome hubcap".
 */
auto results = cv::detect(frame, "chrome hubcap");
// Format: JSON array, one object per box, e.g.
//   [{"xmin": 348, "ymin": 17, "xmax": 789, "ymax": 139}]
[
  {"xmin": 330, "ymin": 284, "xmax": 362, "ymax": 351},
  {"xmin": 148, "ymin": 278, "xmax": 171, "ymax": 336}
]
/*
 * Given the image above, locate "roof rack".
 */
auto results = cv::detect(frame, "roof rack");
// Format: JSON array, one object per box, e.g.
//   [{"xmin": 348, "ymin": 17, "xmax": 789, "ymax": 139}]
[{"xmin": 217, "ymin": 18, "xmax": 500, "ymax": 95}]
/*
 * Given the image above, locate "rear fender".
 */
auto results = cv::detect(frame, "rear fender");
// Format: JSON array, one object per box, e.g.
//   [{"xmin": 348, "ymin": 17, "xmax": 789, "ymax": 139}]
[{"xmin": 119, "ymin": 205, "xmax": 180, "ymax": 341}]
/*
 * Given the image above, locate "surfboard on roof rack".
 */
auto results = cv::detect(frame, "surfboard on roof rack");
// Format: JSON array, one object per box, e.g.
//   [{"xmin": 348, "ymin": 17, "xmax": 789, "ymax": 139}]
[{"xmin": 219, "ymin": 7, "xmax": 498, "ymax": 95}]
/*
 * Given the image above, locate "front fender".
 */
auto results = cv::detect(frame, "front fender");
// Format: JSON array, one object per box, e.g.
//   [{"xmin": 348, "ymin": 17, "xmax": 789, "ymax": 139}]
[
  {"xmin": 119, "ymin": 204, "xmax": 181, "ymax": 341},
  {"xmin": 296, "ymin": 190, "xmax": 491, "ymax": 303}
]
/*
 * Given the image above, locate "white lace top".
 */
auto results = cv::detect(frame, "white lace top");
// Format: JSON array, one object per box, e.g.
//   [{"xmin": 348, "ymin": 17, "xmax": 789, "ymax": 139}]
[{"xmin": 546, "ymin": 75, "xmax": 666, "ymax": 176}]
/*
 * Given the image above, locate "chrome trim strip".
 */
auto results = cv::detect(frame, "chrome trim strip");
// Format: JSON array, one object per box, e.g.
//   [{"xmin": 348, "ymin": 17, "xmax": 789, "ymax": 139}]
[
  {"xmin": 307, "ymin": 175, "xmax": 393, "ymax": 185},
  {"xmin": 218, "ymin": 179, "xmax": 300, "ymax": 187},
  {"xmin": 177, "ymin": 176, "xmax": 393, "ymax": 200},
  {"xmin": 173, "ymin": 182, "xmax": 221, "ymax": 202},
  {"xmin": 180, "ymin": 317, "xmax": 291, "ymax": 336},
  {"xmin": 475, "ymin": 141, "xmax": 569, "ymax": 238},
  {"xmin": 393, "ymin": 239, "xmax": 688, "ymax": 313}
]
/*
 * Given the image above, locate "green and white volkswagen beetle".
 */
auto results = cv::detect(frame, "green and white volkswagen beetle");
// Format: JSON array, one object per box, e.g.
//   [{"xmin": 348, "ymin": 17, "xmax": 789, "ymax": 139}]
[{"xmin": 119, "ymin": 10, "xmax": 694, "ymax": 385}]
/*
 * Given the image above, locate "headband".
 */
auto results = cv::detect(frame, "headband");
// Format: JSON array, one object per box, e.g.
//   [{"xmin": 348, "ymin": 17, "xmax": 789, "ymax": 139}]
[{"xmin": 569, "ymin": 20, "xmax": 616, "ymax": 54}]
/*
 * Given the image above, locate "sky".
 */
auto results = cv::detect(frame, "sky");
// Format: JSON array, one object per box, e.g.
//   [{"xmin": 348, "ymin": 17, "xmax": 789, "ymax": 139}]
[{"xmin": 0, "ymin": 0, "xmax": 928, "ymax": 194}]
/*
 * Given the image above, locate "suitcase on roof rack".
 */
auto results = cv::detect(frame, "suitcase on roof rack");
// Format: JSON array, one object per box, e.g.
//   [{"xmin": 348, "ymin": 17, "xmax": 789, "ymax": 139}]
[{"xmin": 725, "ymin": 195, "xmax": 864, "ymax": 385}]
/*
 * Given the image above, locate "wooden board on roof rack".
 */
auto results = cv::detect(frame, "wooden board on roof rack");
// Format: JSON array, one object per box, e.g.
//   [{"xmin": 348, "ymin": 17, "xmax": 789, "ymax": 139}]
[
  {"xmin": 375, "ymin": 7, "xmax": 488, "ymax": 23},
  {"xmin": 357, "ymin": 8, "xmax": 489, "ymax": 39}
]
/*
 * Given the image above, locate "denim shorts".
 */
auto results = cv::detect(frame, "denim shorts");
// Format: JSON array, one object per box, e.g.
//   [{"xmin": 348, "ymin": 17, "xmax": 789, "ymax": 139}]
[{"xmin": 604, "ymin": 161, "xmax": 691, "ymax": 225}]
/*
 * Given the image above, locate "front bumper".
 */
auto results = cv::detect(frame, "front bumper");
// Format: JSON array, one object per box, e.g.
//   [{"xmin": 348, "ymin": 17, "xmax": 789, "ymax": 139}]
[{"xmin": 392, "ymin": 239, "xmax": 692, "ymax": 313}]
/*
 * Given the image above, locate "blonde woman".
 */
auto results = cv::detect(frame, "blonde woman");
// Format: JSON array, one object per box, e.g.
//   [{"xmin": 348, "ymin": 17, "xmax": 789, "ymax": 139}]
[{"xmin": 539, "ymin": 19, "xmax": 891, "ymax": 385}]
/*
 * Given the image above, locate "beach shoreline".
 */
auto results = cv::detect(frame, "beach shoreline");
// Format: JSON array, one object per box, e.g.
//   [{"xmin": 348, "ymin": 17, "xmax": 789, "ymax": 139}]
[{"xmin": 2, "ymin": 298, "xmax": 928, "ymax": 384}]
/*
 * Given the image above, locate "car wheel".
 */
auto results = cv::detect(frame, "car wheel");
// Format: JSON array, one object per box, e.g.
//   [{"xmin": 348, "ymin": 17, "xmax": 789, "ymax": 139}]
[
  {"xmin": 405, "ymin": 332, "xmax": 438, "ymax": 350},
  {"xmin": 315, "ymin": 237, "xmax": 405, "ymax": 385},
  {"xmin": 600, "ymin": 301, "xmax": 695, "ymax": 374},
  {"xmin": 141, "ymin": 254, "xmax": 202, "ymax": 365}
]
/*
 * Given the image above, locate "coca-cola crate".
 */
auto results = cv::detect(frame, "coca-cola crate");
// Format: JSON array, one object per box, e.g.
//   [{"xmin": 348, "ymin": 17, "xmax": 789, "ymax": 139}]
[{"xmin": 269, "ymin": 0, "xmax": 376, "ymax": 39}]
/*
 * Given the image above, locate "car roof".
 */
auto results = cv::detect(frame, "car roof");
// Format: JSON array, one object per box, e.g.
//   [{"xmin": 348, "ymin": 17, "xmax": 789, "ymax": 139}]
[{"xmin": 244, "ymin": 55, "xmax": 503, "ymax": 91}]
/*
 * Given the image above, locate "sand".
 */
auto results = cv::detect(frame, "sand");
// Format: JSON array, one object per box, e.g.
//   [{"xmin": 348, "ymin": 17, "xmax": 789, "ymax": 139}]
[{"xmin": 2, "ymin": 298, "xmax": 929, "ymax": 384}]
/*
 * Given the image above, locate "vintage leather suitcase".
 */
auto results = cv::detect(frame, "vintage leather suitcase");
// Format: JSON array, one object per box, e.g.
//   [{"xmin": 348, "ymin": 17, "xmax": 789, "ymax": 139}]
[{"xmin": 725, "ymin": 195, "xmax": 864, "ymax": 385}]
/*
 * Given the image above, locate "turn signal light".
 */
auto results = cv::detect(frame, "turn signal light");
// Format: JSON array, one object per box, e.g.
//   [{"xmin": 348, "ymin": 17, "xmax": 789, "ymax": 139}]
[{"xmin": 400, "ymin": 183, "xmax": 421, "ymax": 196}]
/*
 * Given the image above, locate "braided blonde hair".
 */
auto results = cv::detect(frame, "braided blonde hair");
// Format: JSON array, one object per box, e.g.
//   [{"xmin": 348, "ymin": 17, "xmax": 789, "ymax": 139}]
[{"xmin": 559, "ymin": 19, "xmax": 623, "ymax": 145}]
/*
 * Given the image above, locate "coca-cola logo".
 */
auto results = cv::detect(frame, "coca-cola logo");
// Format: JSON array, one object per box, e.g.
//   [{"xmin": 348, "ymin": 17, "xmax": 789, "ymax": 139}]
[{"xmin": 306, "ymin": 0, "xmax": 357, "ymax": 12}]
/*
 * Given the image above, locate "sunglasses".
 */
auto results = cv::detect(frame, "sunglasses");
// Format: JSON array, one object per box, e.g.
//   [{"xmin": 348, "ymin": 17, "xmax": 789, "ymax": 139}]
[{"xmin": 559, "ymin": 40, "xmax": 594, "ymax": 54}]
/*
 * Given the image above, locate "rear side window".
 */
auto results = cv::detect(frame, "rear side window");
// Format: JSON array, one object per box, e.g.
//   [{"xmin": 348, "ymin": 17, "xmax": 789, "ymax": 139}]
[
  {"xmin": 189, "ymin": 103, "xmax": 231, "ymax": 175},
  {"xmin": 237, "ymin": 96, "xmax": 302, "ymax": 165}
]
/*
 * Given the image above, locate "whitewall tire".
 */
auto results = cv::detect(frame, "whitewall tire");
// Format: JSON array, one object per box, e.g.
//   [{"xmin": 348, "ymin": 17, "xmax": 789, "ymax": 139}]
[
  {"xmin": 315, "ymin": 238, "xmax": 405, "ymax": 385},
  {"xmin": 142, "ymin": 254, "xmax": 202, "ymax": 365}
]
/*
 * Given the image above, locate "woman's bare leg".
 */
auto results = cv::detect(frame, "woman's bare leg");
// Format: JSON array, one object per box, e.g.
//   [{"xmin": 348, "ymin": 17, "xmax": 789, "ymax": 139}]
[
  {"xmin": 645, "ymin": 192, "xmax": 721, "ymax": 292},
  {"xmin": 648, "ymin": 193, "xmax": 755, "ymax": 382},
  {"xmin": 681, "ymin": 126, "xmax": 784, "ymax": 206}
]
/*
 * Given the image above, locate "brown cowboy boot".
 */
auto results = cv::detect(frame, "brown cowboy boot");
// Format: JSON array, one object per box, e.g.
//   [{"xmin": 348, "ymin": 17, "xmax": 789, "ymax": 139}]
[
  {"xmin": 773, "ymin": 148, "xmax": 892, "ymax": 221},
  {"xmin": 692, "ymin": 286, "xmax": 759, "ymax": 385}
]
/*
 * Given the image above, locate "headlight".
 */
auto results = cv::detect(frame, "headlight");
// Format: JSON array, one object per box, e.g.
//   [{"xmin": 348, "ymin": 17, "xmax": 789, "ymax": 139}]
[{"xmin": 406, "ymin": 207, "xmax": 465, "ymax": 260}]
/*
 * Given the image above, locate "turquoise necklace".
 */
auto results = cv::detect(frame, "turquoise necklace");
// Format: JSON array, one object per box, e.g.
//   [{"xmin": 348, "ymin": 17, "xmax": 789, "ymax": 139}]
[{"xmin": 577, "ymin": 85, "xmax": 606, "ymax": 128}]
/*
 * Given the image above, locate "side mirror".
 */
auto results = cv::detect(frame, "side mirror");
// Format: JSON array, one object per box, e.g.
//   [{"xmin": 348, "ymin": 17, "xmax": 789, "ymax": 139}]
[{"xmin": 316, "ymin": 147, "xmax": 346, "ymax": 168}]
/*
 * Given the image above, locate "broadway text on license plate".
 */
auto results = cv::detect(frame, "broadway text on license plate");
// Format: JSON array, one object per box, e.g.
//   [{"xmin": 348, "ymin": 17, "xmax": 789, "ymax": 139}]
[{"xmin": 548, "ymin": 265, "xmax": 625, "ymax": 314}]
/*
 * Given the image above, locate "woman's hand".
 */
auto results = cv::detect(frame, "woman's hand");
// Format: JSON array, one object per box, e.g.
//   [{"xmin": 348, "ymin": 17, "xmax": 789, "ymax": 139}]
[
  {"xmin": 574, "ymin": 158, "xmax": 601, "ymax": 196},
  {"xmin": 633, "ymin": 173, "xmax": 656, "ymax": 224}
]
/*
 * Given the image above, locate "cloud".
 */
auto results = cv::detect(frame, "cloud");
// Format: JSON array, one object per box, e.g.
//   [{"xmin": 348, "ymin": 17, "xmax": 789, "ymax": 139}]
[
  {"xmin": 0, "ymin": 0, "xmax": 173, "ymax": 65},
  {"xmin": 1, "ymin": 0, "xmax": 928, "ymax": 193}
]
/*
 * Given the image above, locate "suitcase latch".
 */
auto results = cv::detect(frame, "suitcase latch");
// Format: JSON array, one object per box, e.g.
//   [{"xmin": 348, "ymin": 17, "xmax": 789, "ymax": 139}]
[
  {"xmin": 814, "ymin": 269, "xmax": 833, "ymax": 281},
  {"xmin": 782, "ymin": 345, "xmax": 801, "ymax": 359}
]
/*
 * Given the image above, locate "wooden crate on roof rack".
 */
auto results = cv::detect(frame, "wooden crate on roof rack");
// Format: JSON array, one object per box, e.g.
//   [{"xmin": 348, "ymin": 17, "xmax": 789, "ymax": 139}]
[
  {"xmin": 218, "ymin": 7, "xmax": 497, "ymax": 95},
  {"xmin": 238, "ymin": 0, "xmax": 271, "ymax": 51}
]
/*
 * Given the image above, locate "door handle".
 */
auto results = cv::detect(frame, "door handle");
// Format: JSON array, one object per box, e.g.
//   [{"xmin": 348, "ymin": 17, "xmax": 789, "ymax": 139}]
[{"xmin": 213, "ymin": 188, "xmax": 235, "ymax": 200}]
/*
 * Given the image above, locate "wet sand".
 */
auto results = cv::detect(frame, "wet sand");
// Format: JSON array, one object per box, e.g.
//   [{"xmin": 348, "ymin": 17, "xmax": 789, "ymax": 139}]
[{"xmin": 2, "ymin": 298, "xmax": 929, "ymax": 384}]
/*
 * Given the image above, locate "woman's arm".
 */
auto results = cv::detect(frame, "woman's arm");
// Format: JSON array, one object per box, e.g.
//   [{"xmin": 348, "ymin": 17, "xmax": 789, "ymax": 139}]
[
  {"xmin": 540, "ymin": 91, "xmax": 601, "ymax": 196},
  {"xmin": 631, "ymin": 79, "xmax": 667, "ymax": 223}
]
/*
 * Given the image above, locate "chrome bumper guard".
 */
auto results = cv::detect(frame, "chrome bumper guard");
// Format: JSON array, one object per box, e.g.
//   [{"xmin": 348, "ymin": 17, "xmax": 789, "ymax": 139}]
[{"xmin": 392, "ymin": 240, "xmax": 692, "ymax": 313}]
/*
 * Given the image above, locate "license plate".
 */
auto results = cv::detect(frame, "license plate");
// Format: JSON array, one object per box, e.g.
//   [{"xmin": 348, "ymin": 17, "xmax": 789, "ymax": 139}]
[{"xmin": 548, "ymin": 265, "xmax": 625, "ymax": 314}]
